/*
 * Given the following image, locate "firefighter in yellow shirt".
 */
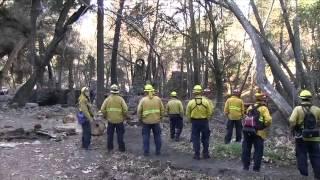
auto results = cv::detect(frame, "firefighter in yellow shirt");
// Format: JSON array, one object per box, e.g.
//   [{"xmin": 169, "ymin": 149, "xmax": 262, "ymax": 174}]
[
  {"xmin": 78, "ymin": 87, "xmax": 94, "ymax": 150},
  {"xmin": 137, "ymin": 84, "xmax": 164, "ymax": 156},
  {"xmin": 224, "ymin": 89, "xmax": 245, "ymax": 144},
  {"xmin": 100, "ymin": 84, "xmax": 128, "ymax": 152},
  {"xmin": 166, "ymin": 91, "xmax": 184, "ymax": 141},
  {"xmin": 186, "ymin": 85, "xmax": 213, "ymax": 160},
  {"xmin": 289, "ymin": 90, "xmax": 320, "ymax": 179},
  {"xmin": 242, "ymin": 92, "xmax": 272, "ymax": 172}
]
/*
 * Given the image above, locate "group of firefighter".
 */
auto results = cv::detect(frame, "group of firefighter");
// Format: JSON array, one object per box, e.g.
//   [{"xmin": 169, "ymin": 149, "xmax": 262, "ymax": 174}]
[{"xmin": 78, "ymin": 84, "xmax": 320, "ymax": 179}]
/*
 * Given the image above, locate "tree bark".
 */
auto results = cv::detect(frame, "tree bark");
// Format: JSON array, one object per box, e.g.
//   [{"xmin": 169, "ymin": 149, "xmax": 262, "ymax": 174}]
[
  {"xmin": 0, "ymin": 38, "xmax": 27, "ymax": 89},
  {"xmin": 145, "ymin": 0, "xmax": 160, "ymax": 83},
  {"xmin": 96, "ymin": 0, "xmax": 105, "ymax": 108},
  {"xmin": 205, "ymin": 3, "xmax": 224, "ymax": 111},
  {"xmin": 110, "ymin": 0, "xmax": 125, "ymax": 85},
  {"xmin": 57, "ymin": 56, "xmax": 63, "ymax": 89},
  {"xmin": 88, "ymin": 55, "xmax": 95, "ymax": 82},
  {"xmin": 188, "ymin": 0, "xmax": 200, "ymax": 84}
]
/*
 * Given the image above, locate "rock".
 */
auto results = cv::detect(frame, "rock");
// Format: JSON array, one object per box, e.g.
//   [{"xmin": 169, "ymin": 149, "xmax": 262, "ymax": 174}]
[
  {"xmin": 82, "ymin": 169, "xmax": 92, "ymax": 174},
  {"xmin": 54, "ymin": 125, "xmax": 77, "ymax": 136},
  {"xmin": 55, "ymin": 171, "xmax": 62, "ymax": 175},
  {"xmin": 34, "ymin": 124, "xmax": 42, "ymax": 130},
  {"xmin": 25, "ymin": 103, "xmax": 39, "ymax": 108},
  {"xmin": 32, "ymin": 140, "xmax": 41, "ymax": 145},
  {"xmin": 0, "ymin": 142, "xmax": 17, "ymax": 148},
  {"xmin": 63, "ymin": 113, "xmax": 76, "ymax": 124},
  {"xmin": 34, "ymin": 129, "xmax": 57, "ymax": 139},
  {"xmin": 274, "ymin": 127, "xmax": 285, "ymax": 136},
  {"xmin": 9, "ymin": 102, "xmax": 19, "ymax": 108},
  {"xmin": 3, "ymin": 125, "xmax": 13, "ymax": 128},
  {"xmin": 91, "ymin": 120, "xmax": 106, "ymax": 136},
  {"xmin": 0, "ymin": 95, "xmax": 12, "ymax": 102}
]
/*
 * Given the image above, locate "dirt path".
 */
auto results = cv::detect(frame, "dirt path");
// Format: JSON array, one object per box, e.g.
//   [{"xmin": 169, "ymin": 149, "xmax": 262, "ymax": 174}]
[
  {"xmin": 124, "ymin": 126, "xmax": 305, "ymax": 179},
  {"xmin": 0, "ymin": 104, "xmax": 313, "ymax": 179},
  {"xmin": 0, "ymin": 124, "xmax": 311, "ymax": 180}
]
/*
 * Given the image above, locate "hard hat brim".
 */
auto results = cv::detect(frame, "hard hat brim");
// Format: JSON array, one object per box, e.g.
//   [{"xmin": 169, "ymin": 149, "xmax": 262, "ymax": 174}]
[{"xmin": 111, "ymin": 90, "xmax": 119, "ymax": 93}]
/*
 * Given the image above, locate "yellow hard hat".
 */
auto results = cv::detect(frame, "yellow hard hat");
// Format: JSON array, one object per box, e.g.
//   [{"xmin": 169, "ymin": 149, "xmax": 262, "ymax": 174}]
[
  {"xmin": 170, "ymin": 91, "xmax": 177, "ymax": 97},
  {"xmin": 110, "ymin": 84, "xmax": 119, "ymax": 93},
  {"xmin": 81, "ymin": 87, "xmax": 89, "ymax": 93},
  {"xmin": 255, "ymin": 92, "xmax": 267, "ymax": 101},
  {"xmin": 144, "ymin": 84, "xmax": 154, "ymax": 92},
  {"xmin": 299, "ymin": 90, "xmax": 312, "ymax": 99},
  {"xmin": 193, "ymin": 85, "xmax": 202, "ymax": 93}
]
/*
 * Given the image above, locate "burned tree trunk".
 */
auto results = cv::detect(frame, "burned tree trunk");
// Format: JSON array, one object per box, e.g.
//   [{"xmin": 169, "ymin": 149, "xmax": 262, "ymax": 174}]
[
  {"xmin": 110, "ymin": 0, "xmax": 125, "ymax": 85},
  {"xmin": 188, "ymin": 0, "xmax": 200, "ymax": 84},
  {"xmin": 96, "ymin": 0, "xmax": 104, "ymax": 108}
]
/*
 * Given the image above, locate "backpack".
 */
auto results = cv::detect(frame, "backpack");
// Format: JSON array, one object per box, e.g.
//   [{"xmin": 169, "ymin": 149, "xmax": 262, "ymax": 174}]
[
  {"xmin": 242, "ymin": 105, "xmax": 265, "ymax": 135},
  {"xmin": 301, "ymin": 106, "xmax": 320, "ymax": 138}
]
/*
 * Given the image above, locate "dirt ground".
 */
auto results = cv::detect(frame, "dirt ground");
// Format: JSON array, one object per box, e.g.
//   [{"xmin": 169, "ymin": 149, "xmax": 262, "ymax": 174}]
[{"xmin": 0, "ymin": 102, "xmax": 315, "ymax": 180}]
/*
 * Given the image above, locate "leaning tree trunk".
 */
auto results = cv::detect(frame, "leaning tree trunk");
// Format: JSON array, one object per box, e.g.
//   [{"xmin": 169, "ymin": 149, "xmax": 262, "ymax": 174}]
[
  {"xmin": 110, "ymin": 0, "xmax": 125, "ymax": 85},
  {"xmin": 250, "ymin": 0, "xmax": 297, "ymax": 105},
  {"xmin": 11, "ymin": 0, "xmax": 89, "ymax": 106},
  {"xmin": 224, "ymin": 0, "xmax": 292, "ymax": 117},
  {"xmin": 0, "ymin": 38, "xmax": 27, "ymax": 89},
  {"xmin": 96, "ymin": 0, "xmax": 105, "ymax": 108}
]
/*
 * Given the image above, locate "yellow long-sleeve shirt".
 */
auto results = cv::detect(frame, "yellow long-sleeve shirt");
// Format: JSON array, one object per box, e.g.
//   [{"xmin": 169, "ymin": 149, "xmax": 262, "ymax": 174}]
[
  {"xmin": 247, "ymin": 104, "xmax": 272, "ymax": 139},
  {"xmin": 137, "ymin": 95, "xmax": 164, "ymax": 124},
  {"xmin": 289, "ymin": 105, "xmax": 320, "ymax": 142},
  {"xmin": 224, "ymin": 96, "xmax": 245, "ymax": 120},
  {"xmin": 78, "ymin": 94, "xmax": 94, "ymax": 122},
  {"xmin": 166, "ymin": 98, "xmax": 184, "ymax": 117},
  {"xmin": 100, "ymin": 94, "xmax": 128, "ymax": 123},
  {"xmin": 186, "ymin": 95, "xmax": 213, "ymax": 120}
]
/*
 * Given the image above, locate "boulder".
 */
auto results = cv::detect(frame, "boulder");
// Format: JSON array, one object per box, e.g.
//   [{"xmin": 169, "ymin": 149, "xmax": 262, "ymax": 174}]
[
  {"xmin": 34, "ymin": 124, "xmax": 42, "ymax": 130},
  {"xmin": 91, "ymin": 120, "xmax": 106, "ymax": 136},
  {"xmin": 54, "ymin": 125, "xmax": 77, "ymax": 136},
  {"xmin": 63, "ymin": 113, "xmax": 76, "ymax": 124},
  {"xmin": 25, "ymin": 103, "xmax": 39, "ymax": 108}
]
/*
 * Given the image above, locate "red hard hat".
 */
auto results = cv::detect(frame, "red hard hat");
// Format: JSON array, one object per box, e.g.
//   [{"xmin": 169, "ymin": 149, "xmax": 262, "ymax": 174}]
[{"xmin": 232, "ymin": 89, "xmax": 241, "ymax": 96}]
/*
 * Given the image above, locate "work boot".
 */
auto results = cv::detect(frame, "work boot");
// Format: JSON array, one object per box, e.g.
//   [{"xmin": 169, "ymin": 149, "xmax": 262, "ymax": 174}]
[
  {"xmin": 193, "ymin": 154, "xmax": 200, "ymax": 160},
  {"xmin": 253, "ymin": 168, "xmax": 260, "ymax": 172},
  {"xmin": 243, "ymin": 166, "xmax": 249, "ymax": 171},
  {"xmin": 175, "ymin": 129, "xmax": 182, "ymax": 142},
  {"xmin": 203, "ymin": 153, "xmax": 210, "ymax": 159}
]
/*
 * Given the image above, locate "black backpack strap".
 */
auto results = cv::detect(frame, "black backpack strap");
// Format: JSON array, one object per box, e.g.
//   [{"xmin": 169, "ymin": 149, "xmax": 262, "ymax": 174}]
[
  {"xmin": 301, "ymin": 105, "xmax": 311, "ymax": 114},
  {"xmin": 248, "ymin": 104, "xmax": 260, "ymax": 114},
  {"xmin": 190, "ymin": 97, "xmax": 208, "ymax": 113}
]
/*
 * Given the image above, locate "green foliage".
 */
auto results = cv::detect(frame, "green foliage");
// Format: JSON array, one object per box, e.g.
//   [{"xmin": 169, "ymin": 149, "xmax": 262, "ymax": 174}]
[
  {"xmin": 300, "ymin": 0, "xmax": 320, "ymax": 29},
  {"xmin": 212, "ymin": 140, "xmax": 295, "ymax": 165},
  {"xmin": 213, "ymin": 143, "xmax": 242, "ymax": 159}
]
